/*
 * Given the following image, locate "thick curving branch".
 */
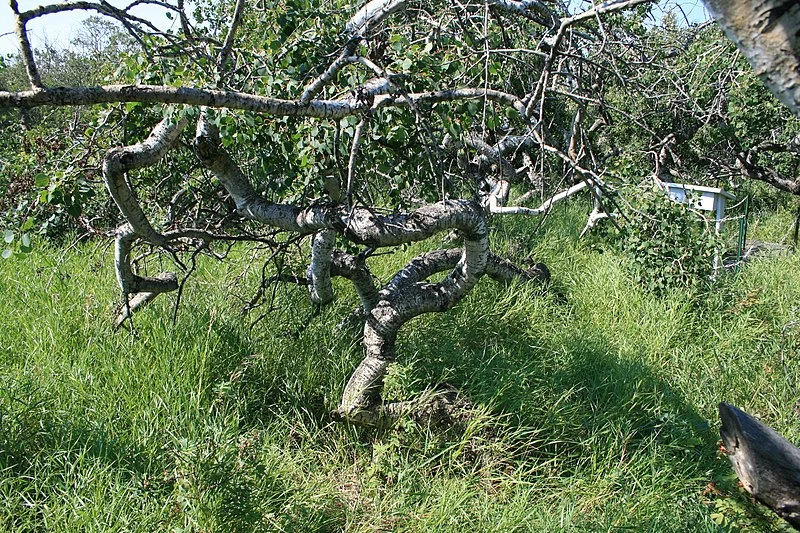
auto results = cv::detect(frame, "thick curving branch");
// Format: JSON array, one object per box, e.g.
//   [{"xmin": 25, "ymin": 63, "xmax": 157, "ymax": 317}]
[
  {"xmin": 335, "ymin": 240, "xmax": 551, "ymax": 426},
  {"xmin": 381, "ymin": 248, "xmax": 550, "ymax": 288},
  {"xmin": 336, "ymin": 200, "xmax": 490, "ymax": 424},
  {"xmin": 104, "ymin": 119, "xmax": 190, "ymax": 326},
  {"xmin": 344, "ymin": 200, "xmax": 487, "ymax": 248},
  {"xmin": 330, "ymin": 251, "xmax": 379, "ymax": 312},
  {"xmin": 0, "ymin": 86, "xmax": 530, "ymax": 124},
  {"xmin": 735, "ymin": 149, "xmax": 800, "ymax": 194},
  {"xmin": 103, "ymin": 117, "xmax": 188, "ymax": 246},
  {"xmin": 113, "ymin": 223, "xmax": 179, "ymax": 329},
  {"xmin": 194, "ymin": 114, "xmax": 340, "ymax": 233},
  {"xmin": 192, "ymin": 132, "xmax": 513, "ymax": 424},
  {"xmin": 105, "ymin": 116, "xmax": 235, "ymax": 328},
  {"xmin": 114, "ymin": 223, "xmax": 179, "ymax": 295}
]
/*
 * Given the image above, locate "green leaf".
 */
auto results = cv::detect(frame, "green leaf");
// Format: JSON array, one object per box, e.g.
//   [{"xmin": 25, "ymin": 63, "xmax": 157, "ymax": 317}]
[
  {"xmin": 34, "ymin": 173, "xmax": 50, "ymax": 188},
  {"xmin": 21, "ymin": 217, "xmax": 34, "ymax": 231},
  {"xmin": 20, "ymin": 233, "xmax": 31, "ymax": 248}
]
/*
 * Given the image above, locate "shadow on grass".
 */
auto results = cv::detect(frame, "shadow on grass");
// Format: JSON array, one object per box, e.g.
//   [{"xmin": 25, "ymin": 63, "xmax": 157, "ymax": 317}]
[
  {"xmin": 0, "ymin": 376, "xmax": 156, "ymax": 478},
  {"xmin": 399, "ymin": 298, "xmax": 719, "ymax": 484},
  {"xmin": 0, "ymin": 376, "xmax": 168, "ymax": 528},
  {"xmin": 196, "ymin": 282, "xmax": 716, "ymax": 468},
  {"xmin": 199, "ymin": 314, "xmax": 341, "ymax": 427},
  {"xmin": 0, "ymin": 370, "xmax": 348, "ymax": 532}
]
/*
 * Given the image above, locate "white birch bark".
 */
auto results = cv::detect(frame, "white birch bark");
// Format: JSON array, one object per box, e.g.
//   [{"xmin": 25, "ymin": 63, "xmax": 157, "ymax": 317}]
[{"xmin": 704, "ymin": 0, "xmax": 800, "ymax": 115}]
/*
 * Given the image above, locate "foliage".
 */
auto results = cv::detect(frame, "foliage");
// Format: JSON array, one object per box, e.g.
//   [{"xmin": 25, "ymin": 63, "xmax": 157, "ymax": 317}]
[
  {"xmin": 597, "ymin": 18, "xmax": 800, "ymax": 216},
  {"xmin": 0, "ymin": 18, "xmax": 142, "ymax": 253},
  {"xmin": 3, "ymin": 0, "xmax": 800, "ymax": 258},
  {"xmin": 610, "ymin": 187, "xmax": 720, "ymax": 294}
]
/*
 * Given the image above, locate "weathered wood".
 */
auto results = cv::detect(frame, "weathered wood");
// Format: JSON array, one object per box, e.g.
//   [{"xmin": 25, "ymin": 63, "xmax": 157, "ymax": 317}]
[
  {"xmin": 719, "ymin": 402, "xmax": 800, "ymax": 528},
  {"xmin": 114, "ymin": 291, "xmax": 163, "ymax": 330},
  {"xmin": 703, "ymin": 0, "xmax": 800, "ymax": 115}
]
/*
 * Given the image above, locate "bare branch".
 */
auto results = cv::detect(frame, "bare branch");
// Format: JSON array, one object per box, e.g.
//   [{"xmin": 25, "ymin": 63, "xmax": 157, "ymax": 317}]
[
  {"xmin": 346, "ymin": 0, "xmax": 406, "ymax": 37},
  {"xmin": 489, "ymin": 180, "xmax": 589, "ymax": 215},
  {"xmin": 300, "ymin": 55, "xmax": 360, "ymax": 104},
  {"xmin": 218, "ymin": 0, "xmax": 247, "ymax": 69},
  {"xmin": 9, "ymin": 0, "xmax": 42, "ymax": 88}
]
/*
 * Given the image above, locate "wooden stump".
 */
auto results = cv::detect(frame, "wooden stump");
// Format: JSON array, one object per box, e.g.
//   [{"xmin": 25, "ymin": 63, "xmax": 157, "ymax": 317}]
[{"xmin": 719, "ymin": 402, "xmax": 800, "ymax": 528}]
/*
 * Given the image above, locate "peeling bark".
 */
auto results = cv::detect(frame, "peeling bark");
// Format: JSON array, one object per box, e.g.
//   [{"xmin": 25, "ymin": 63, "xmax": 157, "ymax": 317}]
[
  {"xmin": 194, "ymin": 115, "xmax": 341, "ymax": 233},
  {"xmin": 103, "ymin": 117, "xmax": 188, "ymax": 246},
  {"xmin": 719, "ymin": 403, "xmax": 800, "ymax": 528},
  {"xmin": 308, "ymin": 229, "xmax": 337, "ymax": 305},
  {"xmin": 704, "ymin": 0, "xmax": 800, "ymax": 114}
]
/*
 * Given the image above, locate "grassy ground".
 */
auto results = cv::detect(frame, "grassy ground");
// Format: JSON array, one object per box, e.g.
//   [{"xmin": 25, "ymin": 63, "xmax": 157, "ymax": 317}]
[{"xmin": 2, "ymin": 205, "xmax": 800, "ymax": 531}]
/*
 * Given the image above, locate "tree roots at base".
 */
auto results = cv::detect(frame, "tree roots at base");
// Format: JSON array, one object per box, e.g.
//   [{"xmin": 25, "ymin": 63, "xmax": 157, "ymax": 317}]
[{"xmin": 330, "ymin": 384, "xmax": 475, "ymax": 430}]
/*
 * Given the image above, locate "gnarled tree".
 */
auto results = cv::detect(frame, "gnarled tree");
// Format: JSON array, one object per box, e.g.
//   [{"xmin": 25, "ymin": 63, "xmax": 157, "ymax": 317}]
[{"xmin": 2, "ymin": 0, "xmax": 798, "ymax": 426}]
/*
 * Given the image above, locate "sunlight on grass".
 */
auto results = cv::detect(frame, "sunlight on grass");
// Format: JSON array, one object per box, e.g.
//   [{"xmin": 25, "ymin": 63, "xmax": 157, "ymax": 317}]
[{"xmin": 1, "ymin": 208, "xmax": 799, "ymax": 530}]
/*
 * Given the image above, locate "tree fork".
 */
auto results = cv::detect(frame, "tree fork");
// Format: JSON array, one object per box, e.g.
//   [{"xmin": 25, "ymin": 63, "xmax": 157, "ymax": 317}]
[{"xmin": 333, "ymin": 240, "xmax": 550, "ymax": 426}]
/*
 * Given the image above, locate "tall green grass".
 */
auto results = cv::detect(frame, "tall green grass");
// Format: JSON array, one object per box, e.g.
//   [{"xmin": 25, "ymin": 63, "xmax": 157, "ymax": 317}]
[{"xmin": 1, "ymin": 207, "xmax": 799, "ymax": 531}]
